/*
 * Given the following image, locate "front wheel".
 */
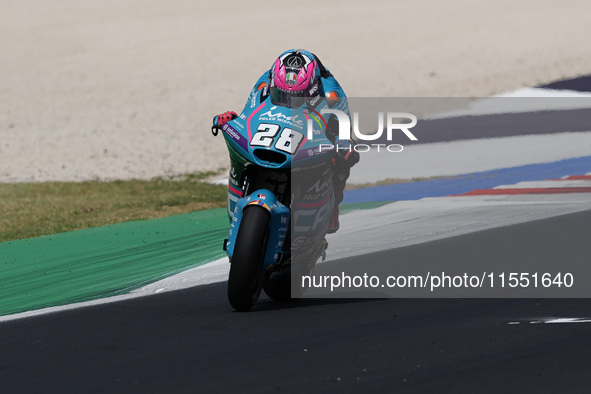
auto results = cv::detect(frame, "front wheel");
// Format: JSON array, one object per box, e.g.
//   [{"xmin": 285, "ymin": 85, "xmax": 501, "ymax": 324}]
[
  {"xmin": 227, "ymin": 206, "xmax": 269, "ymax": 311},
  {"xmin": 263, "ymin": 278, "xmax": 291, "ymax": 301}
]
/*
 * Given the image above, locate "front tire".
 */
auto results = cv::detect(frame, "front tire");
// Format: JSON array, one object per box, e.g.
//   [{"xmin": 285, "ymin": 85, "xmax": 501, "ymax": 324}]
[
  {"xmin": 263, "ymin": 278, "xmax": 291, "ymax": 301},
  {"xmin": 227, "ymin": 206, "xmax": 269, "ymax": 311}
]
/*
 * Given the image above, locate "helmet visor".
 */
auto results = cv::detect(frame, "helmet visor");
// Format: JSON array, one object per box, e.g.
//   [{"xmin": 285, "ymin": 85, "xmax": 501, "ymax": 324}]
[{"xmin": 270, "ymin": 86, "xmax": 309, "ymax": 109}]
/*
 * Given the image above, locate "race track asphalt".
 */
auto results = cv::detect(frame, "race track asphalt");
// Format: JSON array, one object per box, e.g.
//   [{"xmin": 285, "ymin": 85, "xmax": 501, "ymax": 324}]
[{"xmin": 1, "ymin": 210, "xmax": 590, "ymax": 393}]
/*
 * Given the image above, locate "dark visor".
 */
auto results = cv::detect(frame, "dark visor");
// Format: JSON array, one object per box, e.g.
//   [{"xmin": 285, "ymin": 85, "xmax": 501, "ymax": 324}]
[{"xmin": 270, "ymin": 86, "xmax": 310, "ymax": 109}]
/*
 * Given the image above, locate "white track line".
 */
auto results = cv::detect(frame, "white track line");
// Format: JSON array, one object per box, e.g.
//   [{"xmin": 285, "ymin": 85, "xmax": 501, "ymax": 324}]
[
  {"xmin": 493, "ymin": 180, "xmax": 591, "ymax": 189},
  {"xmin": 509, "ymin": 318, "xmax": 591, "ymax": 325}
]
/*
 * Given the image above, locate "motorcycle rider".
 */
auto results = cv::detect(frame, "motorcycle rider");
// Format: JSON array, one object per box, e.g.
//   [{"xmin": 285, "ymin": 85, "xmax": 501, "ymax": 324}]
[{"xmin": 213, "ymin": 49, "xmax": 359, "ymax": 233}]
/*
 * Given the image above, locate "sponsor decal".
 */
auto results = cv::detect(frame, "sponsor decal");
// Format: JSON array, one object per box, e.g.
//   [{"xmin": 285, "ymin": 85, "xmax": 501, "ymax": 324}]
[
  {"xmin": 259, "ymin": 106, "xmax": 305, "ymax": 127},
  {"xmin": 222, "ymin": 123, "xmax": 249, "ymax": 151},
  {"xmin": 248, "ymin": 88, "xmax": 258, "ymax": 108},
  {"xmin": 286, "ymin": 72, "xmax": 298, "ymax": 84},
  {"xmin": 309, "ymin": 83, "xmax": 319, "ymax": 96},
  {"xmin": 286, "ymin": 54, "xmax": 304, "ymax": 68},
  {"xmin": 247, "ymin": 200, "xmax": 271, "ymax": 211}
]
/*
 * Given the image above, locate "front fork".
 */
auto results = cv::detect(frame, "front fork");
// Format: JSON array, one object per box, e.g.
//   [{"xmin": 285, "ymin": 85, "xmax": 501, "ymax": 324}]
[{"xmin": 225, "ymin": 189, "xmax": 290, "ymax": 271}]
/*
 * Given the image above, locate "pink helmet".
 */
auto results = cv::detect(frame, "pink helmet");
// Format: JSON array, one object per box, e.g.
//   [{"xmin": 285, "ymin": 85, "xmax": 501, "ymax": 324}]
[{"xmin": 270, "ymin": 49, "xmax": 320, "ymax": 108}]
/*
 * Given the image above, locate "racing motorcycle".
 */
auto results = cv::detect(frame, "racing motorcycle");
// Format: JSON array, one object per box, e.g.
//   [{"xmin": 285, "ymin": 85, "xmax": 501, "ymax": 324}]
[{"xmin": 212, "ymin": 92, "xmax": 336, "ymax": 311}]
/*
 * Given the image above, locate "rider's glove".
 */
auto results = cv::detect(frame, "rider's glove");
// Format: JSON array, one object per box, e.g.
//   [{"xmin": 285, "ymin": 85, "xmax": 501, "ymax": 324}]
[
  {"xmin": 335, "ymin": 139, "xmax": 360, "ymax": 168},
  {"xmin": 213, "ymin": 111, "xmax": 238, "ymax": 128},
  {"xmin": 332, "ymin": 139, "xmax": 359, "ymax": 184}
]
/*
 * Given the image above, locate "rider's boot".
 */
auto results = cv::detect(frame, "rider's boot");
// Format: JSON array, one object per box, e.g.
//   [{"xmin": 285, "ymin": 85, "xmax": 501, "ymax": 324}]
[{"xmin": 328, "ymin": 205, "xmax": 339, "ymax": 234}]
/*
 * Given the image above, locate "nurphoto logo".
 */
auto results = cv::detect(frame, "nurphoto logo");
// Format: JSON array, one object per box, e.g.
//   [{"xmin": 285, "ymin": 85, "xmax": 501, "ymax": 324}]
[{"xmin": 307, "ymin": 109, "xmax": 419, "ymax": 153}]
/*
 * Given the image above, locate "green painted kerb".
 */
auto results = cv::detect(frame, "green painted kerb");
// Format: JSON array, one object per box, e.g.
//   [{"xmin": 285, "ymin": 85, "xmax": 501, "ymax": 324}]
[
  {"xmin": 0, "ymin": 209, "xmax": 229, "ymax": 317},
  {"xmin": 0, "ymin": 201, "xmax": 389, "ymax": 317}
]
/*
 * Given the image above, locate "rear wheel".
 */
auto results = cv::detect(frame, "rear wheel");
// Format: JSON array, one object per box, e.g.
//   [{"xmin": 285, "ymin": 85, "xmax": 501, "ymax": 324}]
[{"xmin": 227, "ymin": 206, "xmax": 269, "ymax": 311}]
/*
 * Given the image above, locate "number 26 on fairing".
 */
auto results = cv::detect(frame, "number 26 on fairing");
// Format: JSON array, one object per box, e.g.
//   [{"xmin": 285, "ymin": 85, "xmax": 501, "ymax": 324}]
[{"xmin": 250, "ymin": 123, "xmax": 304, "ymax": 154}]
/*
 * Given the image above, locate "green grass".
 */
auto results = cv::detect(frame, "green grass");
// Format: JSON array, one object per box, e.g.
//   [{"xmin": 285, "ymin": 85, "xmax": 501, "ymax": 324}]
[{"xmin": 0, "ymin": 173, "xmax": 227, "ymax": 243}]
